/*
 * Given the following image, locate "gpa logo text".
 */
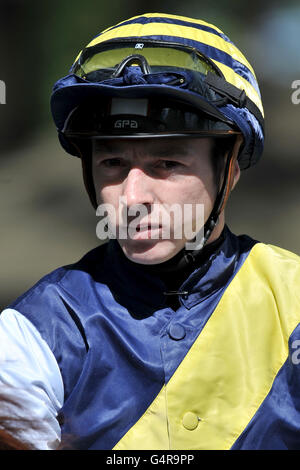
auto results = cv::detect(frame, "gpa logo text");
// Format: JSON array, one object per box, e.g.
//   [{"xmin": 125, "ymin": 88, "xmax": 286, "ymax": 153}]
[
  {"xmin": 0, "ymin": 80, "xmax": 6, "ymax": 104},
  {"xmin": 291, "ymin": 80, "xmax": 300, "ymax": 105},
  {"xmin": 114, "ymin": 119, "xmax": 138, "ymax": 129}
]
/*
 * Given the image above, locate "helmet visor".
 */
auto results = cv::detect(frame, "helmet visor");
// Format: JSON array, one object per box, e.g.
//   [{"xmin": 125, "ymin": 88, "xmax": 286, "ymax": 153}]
[{"xmin": 71, "ymin": 39, "xmax": 222, "ymax": 81}]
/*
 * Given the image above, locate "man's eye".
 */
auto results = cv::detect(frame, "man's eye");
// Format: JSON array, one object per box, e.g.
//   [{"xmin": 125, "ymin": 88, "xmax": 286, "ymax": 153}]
[
  {"xmin": 102, "ymin": 158, "xmax": 122, "ymax": 167},
  {"xmin": 158, "ymin": 160, "xmax": 182, "ymax": 169}
]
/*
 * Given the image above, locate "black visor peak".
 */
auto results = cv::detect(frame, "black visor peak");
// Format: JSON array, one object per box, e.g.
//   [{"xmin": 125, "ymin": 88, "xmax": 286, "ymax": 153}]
[{"xmin": 63, "ymin": 97, "xmax": 236, "ymax": 140}]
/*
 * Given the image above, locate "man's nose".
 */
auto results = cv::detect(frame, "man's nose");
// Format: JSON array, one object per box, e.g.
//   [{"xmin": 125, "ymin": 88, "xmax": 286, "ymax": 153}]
[{"xmin": 122, "ymin": 167, "xmax": 155, "ymax": 207}]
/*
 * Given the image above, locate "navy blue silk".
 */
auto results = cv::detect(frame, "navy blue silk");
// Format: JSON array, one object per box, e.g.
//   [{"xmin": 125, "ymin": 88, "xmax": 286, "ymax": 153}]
[{"xmin": 9, "ymin": 227, "xmax": 256, "ymax": 449}]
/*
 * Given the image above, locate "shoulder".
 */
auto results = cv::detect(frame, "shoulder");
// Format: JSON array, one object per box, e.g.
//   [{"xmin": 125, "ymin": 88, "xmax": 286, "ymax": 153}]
[
  {"xmin": 247, "ymin": 242, "xmax": 300, "ymax": 275},
  {"xmin": 232, "ymin": 241, "xmax": 300, "ymax": 323},
  {"xmin": 1, "ymin": 243, "xmax": 111, "ymax": 398},
  {"xmin": 8, "ymin": 242, "xmax": 109, "ymax": 311},
  {"xmin": 220, "ymin": 240, "xmax": 300, "ymax": 344},
  {"xmin": 4, "ymin": 242, "xmax": 111, "ymax": 357}
]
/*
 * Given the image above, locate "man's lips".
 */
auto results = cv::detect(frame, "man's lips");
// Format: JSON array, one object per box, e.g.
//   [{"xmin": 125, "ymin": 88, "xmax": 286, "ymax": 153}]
[
  {"xmin": 117, "ymin": 223, "xmax": 163, "ymax": 240},
  {"xmin": 131, "ymin": 225, "xmax": 162, "ymax": 241},
  {"xmin": 135, "ymin": 224, "xmax": 162, "ymax": 232},
  {"xmin": 118, "ymin": 222, "xmax": 162, "ymax": 231}
]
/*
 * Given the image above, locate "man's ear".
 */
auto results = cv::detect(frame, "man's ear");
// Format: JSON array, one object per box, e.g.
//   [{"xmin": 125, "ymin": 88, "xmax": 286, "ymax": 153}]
[{"xmin": 231, "ymin": 160, "xmax": 240, "ymax": 191}]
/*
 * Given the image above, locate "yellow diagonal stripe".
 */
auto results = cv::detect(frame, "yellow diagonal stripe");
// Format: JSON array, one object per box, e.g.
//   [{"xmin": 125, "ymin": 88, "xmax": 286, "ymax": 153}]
[
  {"xmin": 113, "ymin": 243, "xmax": 300, "ymax": 450},
  {"xmin": 114, "ymin": 384, "xmax": 169, "ymax": 450}
]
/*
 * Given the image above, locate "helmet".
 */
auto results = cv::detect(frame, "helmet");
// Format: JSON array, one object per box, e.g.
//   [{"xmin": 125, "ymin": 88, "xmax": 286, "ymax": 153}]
[{"xmin": 50, "ymin": 13, "xmax": 264, "ymax": 248}]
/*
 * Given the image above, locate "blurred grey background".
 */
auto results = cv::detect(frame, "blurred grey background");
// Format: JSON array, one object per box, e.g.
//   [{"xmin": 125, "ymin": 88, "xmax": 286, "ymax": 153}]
[{"xmin": 0, "ymin": 0, "xmax": 299, "ymax": 309}]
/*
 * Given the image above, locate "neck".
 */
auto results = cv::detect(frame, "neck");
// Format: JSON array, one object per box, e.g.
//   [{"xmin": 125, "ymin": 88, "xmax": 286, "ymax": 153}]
[{"xmin": 142, "ymin": 226, "xmax": 227, "ymax": 310}]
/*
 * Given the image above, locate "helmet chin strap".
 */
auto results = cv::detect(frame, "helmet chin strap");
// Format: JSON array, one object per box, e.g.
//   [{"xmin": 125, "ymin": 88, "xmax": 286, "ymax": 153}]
[{"xmin": 181, "ymin": 133, "xmax": 244, "ymax": 265}]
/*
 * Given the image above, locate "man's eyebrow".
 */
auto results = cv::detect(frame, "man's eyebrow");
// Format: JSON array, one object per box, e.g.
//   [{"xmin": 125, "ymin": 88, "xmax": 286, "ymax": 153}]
[
  {"xmin": 140, "ymin": 138, "xmax": 193, "ymax": 157},
  {"xmin": 148, "ymin": 145, "xmax": 190, "ymax": 157},
  {"xmin": 93, "ymin": 141, "xmax": 190, "ymax": 157}
]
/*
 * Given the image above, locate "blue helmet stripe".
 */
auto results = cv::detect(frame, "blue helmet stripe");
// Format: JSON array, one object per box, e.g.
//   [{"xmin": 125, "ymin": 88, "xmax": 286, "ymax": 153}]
[{"xmin": 93, "ymin": 15, "xmax": 235, "ymax": 46}]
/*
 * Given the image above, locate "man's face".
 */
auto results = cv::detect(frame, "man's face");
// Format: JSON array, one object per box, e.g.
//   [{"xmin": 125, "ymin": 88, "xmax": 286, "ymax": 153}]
[{"xmin": 92, "ymin": 137, "xmax": 221, "ymax": 265}]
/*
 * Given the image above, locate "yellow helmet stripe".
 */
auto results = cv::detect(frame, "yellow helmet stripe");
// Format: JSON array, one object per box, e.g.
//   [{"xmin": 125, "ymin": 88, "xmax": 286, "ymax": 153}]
[{"xmin": 212, "ymin": 60, "xmax": 264, "ymax": 116}]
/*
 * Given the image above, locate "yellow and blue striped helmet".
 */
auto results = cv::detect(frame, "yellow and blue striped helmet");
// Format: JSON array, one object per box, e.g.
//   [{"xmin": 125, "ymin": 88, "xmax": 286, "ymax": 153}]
[{"xmin": 51, "ymin": 13, "xmax": 264, "ymax": 170}]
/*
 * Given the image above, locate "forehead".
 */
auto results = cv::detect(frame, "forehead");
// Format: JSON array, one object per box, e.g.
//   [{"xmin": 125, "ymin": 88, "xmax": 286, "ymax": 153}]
[{"xmin": 92, "ymin": 137, "xmax": 213, "ymax": 155}]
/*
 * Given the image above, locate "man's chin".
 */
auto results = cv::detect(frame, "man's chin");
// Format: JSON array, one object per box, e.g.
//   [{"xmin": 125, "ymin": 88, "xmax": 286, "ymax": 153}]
[{"xmin": 118, "ymin": 239, "xmax": 184, "ymax": 265}]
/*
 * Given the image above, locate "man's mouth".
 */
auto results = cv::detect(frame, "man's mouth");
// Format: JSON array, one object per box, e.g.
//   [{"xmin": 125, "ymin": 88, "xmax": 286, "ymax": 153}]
[
  {"xmin": 135, "ymin": 224, "xmax": 162, "ymax": 232},
  {"xmin": 124, "ymin": 222, "xmax": 163, "ymax": 241}
]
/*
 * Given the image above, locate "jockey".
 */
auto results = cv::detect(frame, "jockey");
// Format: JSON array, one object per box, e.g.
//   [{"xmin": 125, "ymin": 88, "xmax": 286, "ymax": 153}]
[{"xmin": 1, "ymin": 13, "xmax": 300, "ymax": 450}]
